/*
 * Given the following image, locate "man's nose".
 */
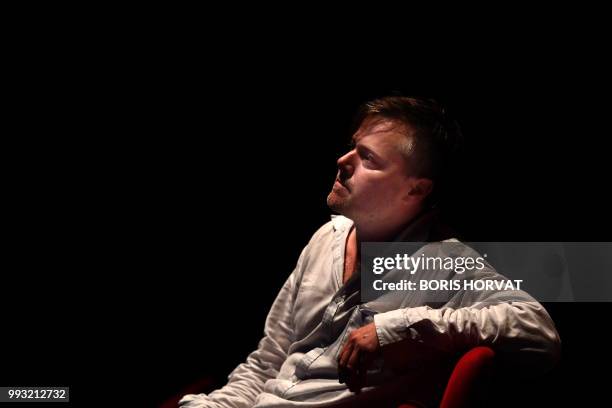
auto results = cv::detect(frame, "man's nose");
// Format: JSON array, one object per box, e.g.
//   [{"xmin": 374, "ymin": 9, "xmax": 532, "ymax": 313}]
[{"xmin": 337, "ymin": 150, "xmax": 355, "ymax": 179}]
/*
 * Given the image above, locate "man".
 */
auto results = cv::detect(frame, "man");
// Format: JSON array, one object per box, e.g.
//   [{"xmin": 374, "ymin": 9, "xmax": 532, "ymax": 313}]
[{"xmin": 179, "ymin": 96, "xmax": 560, "ymax": 407}]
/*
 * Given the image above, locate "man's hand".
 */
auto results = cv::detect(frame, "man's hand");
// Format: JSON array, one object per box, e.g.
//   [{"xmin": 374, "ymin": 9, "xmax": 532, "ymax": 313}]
[{"xmin": 337, "ymin": 322, "xmax": 381, "ymax": 393}]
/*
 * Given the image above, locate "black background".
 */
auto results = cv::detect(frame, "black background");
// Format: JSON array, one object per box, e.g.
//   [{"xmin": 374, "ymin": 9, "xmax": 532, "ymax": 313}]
[{"xmin": 3, "ymin": 20, "xmax": 612, "ymax": 407}]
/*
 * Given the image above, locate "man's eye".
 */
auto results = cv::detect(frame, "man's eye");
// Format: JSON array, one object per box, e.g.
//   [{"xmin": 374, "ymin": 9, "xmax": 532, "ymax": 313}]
[{"xmin": 362, "ymin": 152, "xmax": 374, "ymax": 161}]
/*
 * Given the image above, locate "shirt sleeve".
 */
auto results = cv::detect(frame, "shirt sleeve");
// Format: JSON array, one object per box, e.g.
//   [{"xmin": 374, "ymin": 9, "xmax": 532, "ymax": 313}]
[
  {"xmin": 179, "ymin": 256, "xmax": 301, "ymax": 408},
  {"xmin": 373, "ymin": 296, "xmax": 561, "ymax": 374}
]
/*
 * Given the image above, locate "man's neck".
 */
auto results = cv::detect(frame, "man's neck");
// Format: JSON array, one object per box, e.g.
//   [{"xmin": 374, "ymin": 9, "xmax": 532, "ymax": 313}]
[{"xmin": 353, "ymin": 207, "xmax": 423, "ymax": 243}]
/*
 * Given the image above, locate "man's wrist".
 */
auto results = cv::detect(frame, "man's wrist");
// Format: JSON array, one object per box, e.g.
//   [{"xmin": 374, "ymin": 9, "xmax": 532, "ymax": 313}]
[{"xmin": 373, "ymin": 309, "xmax": 407, "ymax": 347}]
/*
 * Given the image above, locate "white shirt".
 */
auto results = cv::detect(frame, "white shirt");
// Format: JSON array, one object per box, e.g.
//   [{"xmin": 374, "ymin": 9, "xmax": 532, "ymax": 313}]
[{"xmin": 180, "ymin": 213, "xmax": 560, "ymax": 407}]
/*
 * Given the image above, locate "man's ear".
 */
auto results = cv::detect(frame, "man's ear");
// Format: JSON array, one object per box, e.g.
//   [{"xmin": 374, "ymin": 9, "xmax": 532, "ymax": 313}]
[{"xmin": 404, "ymin": 177, "xmax": 433, "ymax": 201}]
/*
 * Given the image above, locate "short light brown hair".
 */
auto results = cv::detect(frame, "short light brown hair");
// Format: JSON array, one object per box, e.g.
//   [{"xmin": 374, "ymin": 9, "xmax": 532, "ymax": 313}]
[{"xmin": 353, "ymin": 96, "xmax": 464, "ymax": 202}]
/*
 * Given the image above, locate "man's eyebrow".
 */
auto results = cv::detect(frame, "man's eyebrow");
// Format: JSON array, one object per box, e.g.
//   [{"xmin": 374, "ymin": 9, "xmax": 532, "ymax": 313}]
[{"xmin": 355, "ymin": 142, "xmax": 383, "ymax": 162}]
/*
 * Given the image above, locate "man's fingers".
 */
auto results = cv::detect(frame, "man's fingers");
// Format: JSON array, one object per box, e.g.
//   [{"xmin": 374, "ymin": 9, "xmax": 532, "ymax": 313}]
[
  {"xmin": 338, "ymin": 341, "xmax": 354, "ymax": 384},
  {"xmin": 344, "ymin": 346, "xmax": 361, "ymax": 390},
  {"xmin": 347, "ymin": 349, "xmax": 376, "ymax": 393},
  {"xmin": 348, "ymin": 351, "xmax": 369, "ymax": 393},
  {"xmin": 338, "ymin": 341, "xmax": 353, "ymax": 369},
  {"xmin": 346, "ymin": 345, "xmax": 360, "ymax": 371}
]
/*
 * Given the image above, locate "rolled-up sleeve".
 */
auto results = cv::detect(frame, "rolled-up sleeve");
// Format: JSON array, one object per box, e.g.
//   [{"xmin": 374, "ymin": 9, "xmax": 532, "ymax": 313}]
[{"xmin": 374, "ymin": 299, "xmax": 561, "ymax": 374}]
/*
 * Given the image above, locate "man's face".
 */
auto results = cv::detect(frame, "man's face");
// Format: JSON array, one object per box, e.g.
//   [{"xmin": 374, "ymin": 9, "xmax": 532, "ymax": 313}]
[{"xmin": 327, "ymin": 117, "xmax": 420, "ymax": 224}]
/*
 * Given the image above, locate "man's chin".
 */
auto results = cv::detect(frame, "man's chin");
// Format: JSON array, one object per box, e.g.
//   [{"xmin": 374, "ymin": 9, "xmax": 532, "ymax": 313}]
[{"xmin": 327, "ymin": 193, "xmax": 348, "ymax": 214}]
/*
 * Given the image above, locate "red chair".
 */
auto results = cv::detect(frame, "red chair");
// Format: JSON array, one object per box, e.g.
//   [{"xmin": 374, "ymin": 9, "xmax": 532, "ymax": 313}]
[
  {"xmin": 398, "ymin": 346, "xmax": 496, "ymax": 408},
  {"xmin": 161, "ymin": 346, "xmax": 495, "ymax": 408},
  {"xmin": 438, "ymin": 346, "xmax": 495, "ymax": 408}
]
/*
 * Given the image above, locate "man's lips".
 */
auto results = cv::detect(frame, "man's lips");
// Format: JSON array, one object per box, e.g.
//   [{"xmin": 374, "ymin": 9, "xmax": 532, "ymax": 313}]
[{"xmin": 334, "ymin": 179, "xmax": 349, "ymax": 191}]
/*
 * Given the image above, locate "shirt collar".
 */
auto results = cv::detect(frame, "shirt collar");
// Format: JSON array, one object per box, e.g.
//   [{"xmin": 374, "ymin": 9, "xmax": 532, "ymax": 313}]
[
  {"xmin": 330, "ymin": 214, "xmax": 353, "ymax": 233},
  {"xmin": 330, "ymin": 207, "xmax": 450, "ymax": 242}
]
